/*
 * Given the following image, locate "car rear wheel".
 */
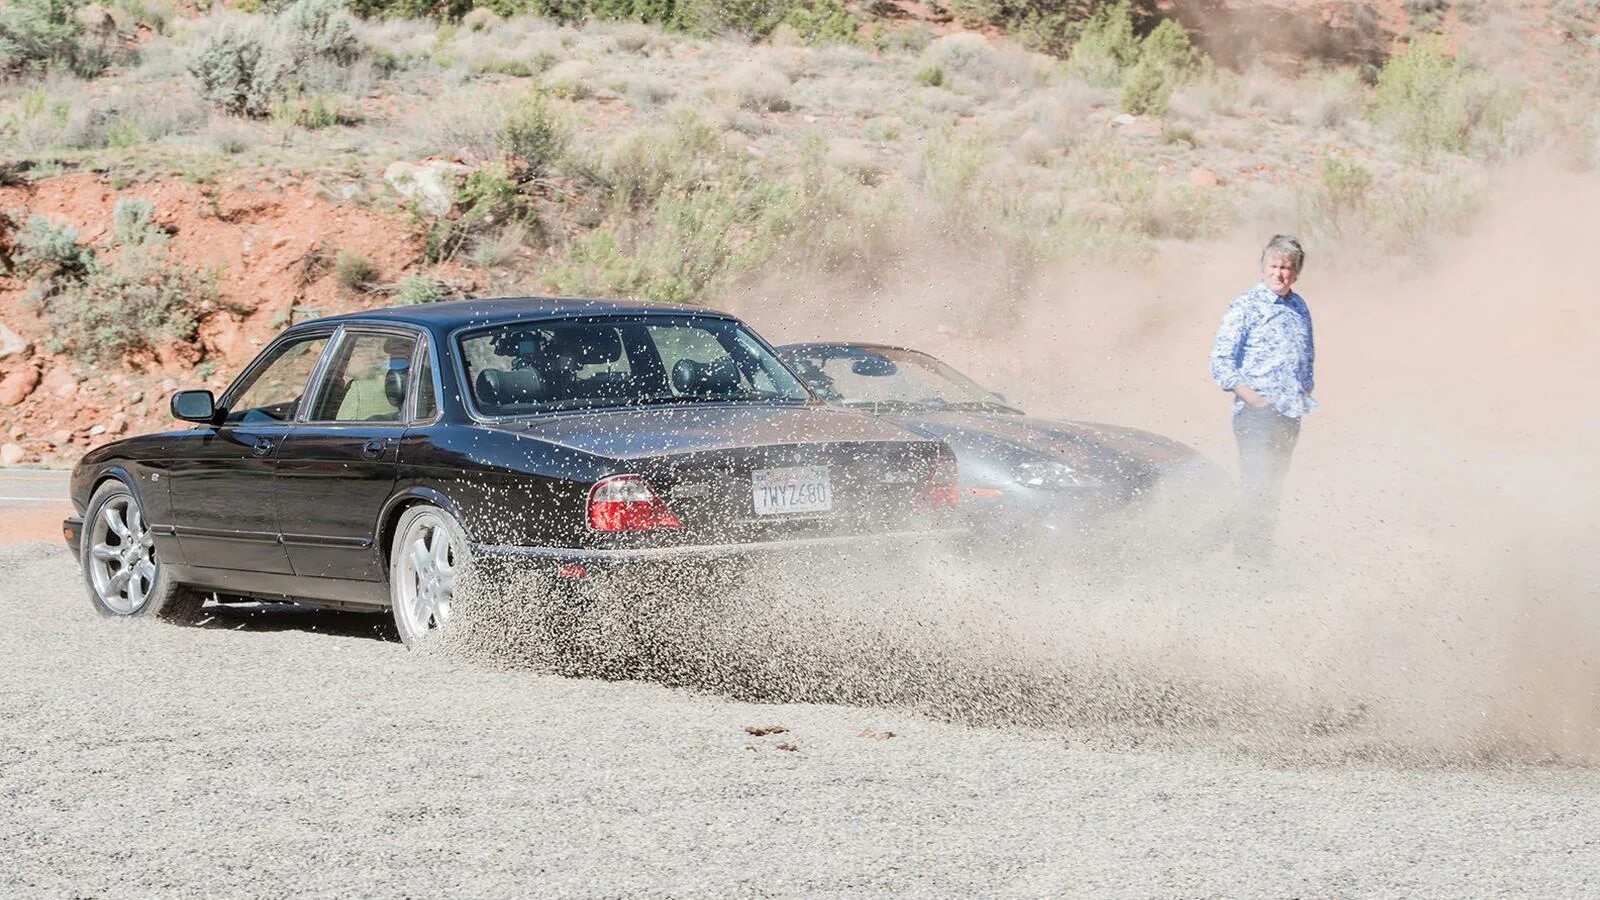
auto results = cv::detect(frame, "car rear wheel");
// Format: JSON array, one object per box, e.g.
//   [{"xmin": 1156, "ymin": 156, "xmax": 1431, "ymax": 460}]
[
  {"xmin": 389, "ymin": 505, "xmax": 470, "ymax": 648},
  {"xmin": 81, "ymin": 480, "xmax": 204, "ymax": 623}
]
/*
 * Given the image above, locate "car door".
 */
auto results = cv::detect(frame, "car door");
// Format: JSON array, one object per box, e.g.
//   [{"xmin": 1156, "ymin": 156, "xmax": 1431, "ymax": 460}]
[
  {"xmin": 167, "ymin": 330, "xmax": 334, "ymax": 573},
  {"xmin": 273, "ymin": 327, "xmax": 420, "ymax": 581}
]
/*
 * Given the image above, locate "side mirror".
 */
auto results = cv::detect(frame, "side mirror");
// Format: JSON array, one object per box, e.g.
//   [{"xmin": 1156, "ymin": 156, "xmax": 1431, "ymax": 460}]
[{"xmin": 171, "ymin": 389, "xmax": 217, "ymax": 424}]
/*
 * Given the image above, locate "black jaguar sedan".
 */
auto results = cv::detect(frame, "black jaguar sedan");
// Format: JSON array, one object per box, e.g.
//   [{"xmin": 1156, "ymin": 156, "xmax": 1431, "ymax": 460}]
[
  {"xmin": 775, "ymin": 342, "xmax": 1226, "ymax": 548},
  {"xmin": 64, "ymin": 299, "xmax": 958, "ymax": 645}
]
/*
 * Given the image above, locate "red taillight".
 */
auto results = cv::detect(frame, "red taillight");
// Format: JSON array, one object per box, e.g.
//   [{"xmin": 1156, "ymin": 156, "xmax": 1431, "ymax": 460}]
[
  {"xmin": 919, "ymin": 456, "xmax": 960, "ymax": 508},
  {"xmin": 586, "ymin": 474, "xmax": 682, "ymax": 533}
]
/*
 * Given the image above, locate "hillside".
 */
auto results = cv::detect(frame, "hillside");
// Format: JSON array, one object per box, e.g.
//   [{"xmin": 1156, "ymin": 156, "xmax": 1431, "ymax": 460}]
[{"xmin": 0, "ymin": 0, "xmax": 1595, "ymax": 464}]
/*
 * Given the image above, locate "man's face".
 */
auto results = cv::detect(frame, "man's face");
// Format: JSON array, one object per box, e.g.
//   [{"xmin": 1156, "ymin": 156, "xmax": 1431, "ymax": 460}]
[{"xmin": 1261, "ymin": 254, "xmax": 1300, "ymax": 297}]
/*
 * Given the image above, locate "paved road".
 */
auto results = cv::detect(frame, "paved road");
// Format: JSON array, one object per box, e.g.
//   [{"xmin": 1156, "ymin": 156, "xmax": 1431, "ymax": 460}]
[
  {"xmin": 0, "ymin": 467, "xmax": 71, "ymax": 543},
  {"xmin": 0, "ymin": 467, "xmax": 69, "ymax": 503}
]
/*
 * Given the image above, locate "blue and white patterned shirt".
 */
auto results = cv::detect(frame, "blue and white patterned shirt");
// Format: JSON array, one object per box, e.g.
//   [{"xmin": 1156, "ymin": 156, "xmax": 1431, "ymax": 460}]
[{"xmin": 1209, "ymin": 283, "xmax": 1317, "ymax": 418}]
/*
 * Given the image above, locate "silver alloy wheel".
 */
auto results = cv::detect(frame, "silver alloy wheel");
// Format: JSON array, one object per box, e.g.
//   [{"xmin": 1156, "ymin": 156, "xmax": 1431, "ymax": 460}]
[
  {"xmin": 394, "ymin": 510, "xmax": 460, "ymax": 643},
  {"xmin": 88, "ymin": 492, "xmax": 159, "ymax": 615}
]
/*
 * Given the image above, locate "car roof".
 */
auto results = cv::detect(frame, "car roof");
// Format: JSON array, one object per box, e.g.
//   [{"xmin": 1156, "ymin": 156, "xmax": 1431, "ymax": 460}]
[
  {"xmin": 312, "ymin": 295, "xmax": 734, "ymax": 331},
  {"xmin": 776, "ymin": 341, "xmax": 922, "ymax": 355}
]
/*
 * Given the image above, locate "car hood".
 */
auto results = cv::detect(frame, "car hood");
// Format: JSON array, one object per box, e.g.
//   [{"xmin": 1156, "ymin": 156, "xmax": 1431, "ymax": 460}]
[
  {"xmin": 490, "ymin": 403, "xmax": 930, "ymax": 461},
  {"xmin": 882, "ymin": 409, "xmax": 1200, "ymax": 483}
]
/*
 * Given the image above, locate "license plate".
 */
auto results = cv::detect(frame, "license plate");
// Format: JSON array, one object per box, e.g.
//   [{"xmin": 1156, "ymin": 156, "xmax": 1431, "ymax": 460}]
[{"xmin": 751, "ymin": 466, "xmax": 832, "ymax": 516}]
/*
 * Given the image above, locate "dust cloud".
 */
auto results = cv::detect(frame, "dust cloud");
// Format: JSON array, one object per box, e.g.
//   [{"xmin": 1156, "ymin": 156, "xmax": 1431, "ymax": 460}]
[{"xmin": 453, "ymin": 162, "xmax": 1600, "ymax": 768}]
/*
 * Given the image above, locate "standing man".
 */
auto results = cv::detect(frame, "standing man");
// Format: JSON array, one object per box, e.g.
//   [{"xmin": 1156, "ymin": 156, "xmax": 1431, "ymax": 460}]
[{"xmin": 1208, "ymin": 235, "xmax": 1315, "ymax": 559}]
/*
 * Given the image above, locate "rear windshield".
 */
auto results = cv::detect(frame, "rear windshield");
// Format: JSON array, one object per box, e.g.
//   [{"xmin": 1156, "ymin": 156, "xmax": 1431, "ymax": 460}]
[{"xmin": 458, "ymin": 315, "xmax": 809, "ymax": 415}]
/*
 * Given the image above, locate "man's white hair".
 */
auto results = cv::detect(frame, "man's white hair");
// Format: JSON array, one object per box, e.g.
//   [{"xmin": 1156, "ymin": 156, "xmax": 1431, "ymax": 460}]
[{"xmin": 1261, "ymin": 234, "xmax": 1305, "ymax": 272}]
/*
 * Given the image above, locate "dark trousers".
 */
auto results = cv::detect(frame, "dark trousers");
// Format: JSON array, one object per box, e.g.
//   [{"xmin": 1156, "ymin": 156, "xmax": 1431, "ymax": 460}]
[{"xmin": 1232, "ymin": 405, "xmax": 1301, "ymax": 557}]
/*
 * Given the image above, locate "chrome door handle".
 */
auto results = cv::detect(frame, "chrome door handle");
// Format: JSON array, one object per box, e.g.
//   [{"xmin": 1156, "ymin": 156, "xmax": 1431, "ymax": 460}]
[
  {"xmin": 251, "ymin": 437, "xmax": 275, "ymax": 457},
  {"xmin": 361, "ymin": 438, "xmax": 387, "ymax": 460}
]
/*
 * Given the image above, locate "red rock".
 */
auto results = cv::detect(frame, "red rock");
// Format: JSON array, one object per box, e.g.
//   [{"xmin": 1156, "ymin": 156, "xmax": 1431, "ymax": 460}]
[
  {"xmin": 0, "ymin": 442, "xmax": 24, "ymax": 466},
  {"xmin": 0, "ymin": 366, "xmax": 41, "ymax": 407},
  {"xmin": 1189, "ymin": 167, "xmax": 1221, "ymax": 187}
]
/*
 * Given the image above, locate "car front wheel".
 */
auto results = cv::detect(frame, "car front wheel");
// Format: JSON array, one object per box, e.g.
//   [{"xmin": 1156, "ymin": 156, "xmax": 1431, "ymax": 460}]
[
  {"xmin": 81, "ymin": 479, "xmax": 204, "ymax": 623},
  {"xmin": 389, "ymin": 504, "xmax": 470, "ymax": 648}
]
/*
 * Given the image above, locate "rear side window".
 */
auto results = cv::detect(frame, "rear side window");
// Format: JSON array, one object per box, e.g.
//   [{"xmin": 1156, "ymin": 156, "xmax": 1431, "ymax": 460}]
[
  {"xmin": 309, "ymin": 332, "xmax": 418, "ymax": 423},
  {"xmin": 458, "ymin": 316, "xmax": 806, "ymax": 415},
  {"xmin": 223, "ymin": 335, "xmax": 329, "ymax": 426},
  {"xmin": 414, "ymin": 347, "xmax": 437, "ymax": 421}
]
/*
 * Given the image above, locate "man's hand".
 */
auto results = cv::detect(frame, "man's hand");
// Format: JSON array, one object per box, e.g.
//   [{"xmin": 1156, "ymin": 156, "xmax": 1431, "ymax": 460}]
[{"xmin": 1235, "ymin": 385, "xmax": 1270, "ymax": 409}]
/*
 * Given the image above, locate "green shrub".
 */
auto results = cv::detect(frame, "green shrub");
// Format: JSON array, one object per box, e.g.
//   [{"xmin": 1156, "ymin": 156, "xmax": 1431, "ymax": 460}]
[
  {"xmin": 1321, "ymin": 155, "xmax": 1373, "ymax": 212},
  {"xmin": 395, "ymin": 275, "xmax": 446, "ymax": 304},
  {"xmin": 782, "ymin": 0, "xmax": 859, "ymax": 45},
  {"xmin": 1013, "ymin": 8, "xmax": 1077, "ymax": 58},
  {"xmin": 947, "ymin": 0, "xmax": 999, "ymax": 28},
  {"xmin": 1374, "ymin": 37, "xmax": 1512, "ymax": 159},
  {"xmin": 1299, "ymin": 154, "xmax": 1374, "ymax": 239},
  {"xmin": 499, "ymin": 91, "xmax": 566, "ymax": 181},
  {"xmin": 673, "ymin": 0, "xmax": 796, "ymax": 41},
  {"xmin": 1067, "ymin": 0, "xmax": 1138, "ymax": 86},
  {"xmin": 111, "ymin": 198, "xmax": 160, "ymax": 245},
  {"xmin": 335, "ymin": 250, "xmax": 378, "ymax": 289},
  {"xmin": 43, "ymin": 250, "xmax": 216, "ymax": 365},
  {"xmin": 19, "ymin": 209, "xmax": 214, "ymax": 365},
  {"xmin": 279, "ymin": 0, "xmax": 362, "ymax": 65},
  {"xmin": 600, "ymin": 114, "xmax": 719, "ymax": 210},
  {"xmin": 1117, "ymin": 19, "xmax": 1197, "ymax": 116},
  {"xmin": 0, "ymin": 0, "xmax": 106, "ymax": 78},
  {"xmin": 187, "ymin": 21, "xmax": 293, "ymax": 116},
  {"xmin": 914, "ymin": 64, "xmax": 943, "ymax": 87},
  {"xmin": 188, "ymin": 0, "xmax": 365, "ymax": 117},
  {"xmin": 14, "ymin": 215, "xmax": 95, "ymax": 283},
  {"xmin": 271, "ymin": 92, "xmax": 344, "ymax": 129}
]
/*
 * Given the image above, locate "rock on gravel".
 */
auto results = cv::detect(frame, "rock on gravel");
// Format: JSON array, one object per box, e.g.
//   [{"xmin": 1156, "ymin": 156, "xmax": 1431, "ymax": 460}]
[{"xmin": 3, "ymin": 543, "xmax": 1599, "ymax": 896}]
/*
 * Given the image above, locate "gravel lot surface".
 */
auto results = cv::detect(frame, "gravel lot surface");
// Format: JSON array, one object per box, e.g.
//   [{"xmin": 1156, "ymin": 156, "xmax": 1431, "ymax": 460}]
[{"xmin": 5, "ymin": 542, "xmax": 1600, "ymax": 897}]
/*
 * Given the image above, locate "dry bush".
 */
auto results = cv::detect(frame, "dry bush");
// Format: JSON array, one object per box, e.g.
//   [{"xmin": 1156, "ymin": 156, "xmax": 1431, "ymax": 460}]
[
  {"xmin": 826, "ymin": 138, "xmax": 883, "ymax": 185},
  {"xmin": 405, "ymin": 85, "xmax": 516, "ymax": 161},
  {"xmin": 623, "ymin": 74, "xmax": 675, "ymax": 109},
  {"xmin": 349, "ymin": 16, "xmax": 435, "ymax": 67},
  {"xmin": 919, "ymin": 33, "xmax": 1000, "ymax": 89},
  {"xmin": 5, "ymin": 75, "xmax": 208, "ymax": 151},
  {"xmin": 449, "ymin": 28, "xmax": 562, "ymax": 76},
  {"xmin": 720, "ymin": 60, "xmax": 792, "ymax": 112},
  {"xmin": 1295, "ymin": 66, "xmax": 1370, "ymax": 130},
  {"xmin": 610, "ymin": 23, "xmax": 655, "ymax": 55},
  {"xmin": 201, "ymin": 116, "xmax": 261, "ymax": 154},
  {"xmin": 542, "ymin": 58, "xmax": 594, "ymax": 99},
  {"xmin": 1237, "ymin": 65, "xmax": 1301, "ymax": 123}
]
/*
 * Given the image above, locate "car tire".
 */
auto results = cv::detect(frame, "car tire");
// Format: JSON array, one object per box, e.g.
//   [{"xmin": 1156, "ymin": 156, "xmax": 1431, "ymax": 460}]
[
  {"xmin": 81, "ymin": 479, "xmax": 205, "ymax": 623},
  {"xmin": 389, "ymin": 504, "xmax": 471, "ymax": 649}
]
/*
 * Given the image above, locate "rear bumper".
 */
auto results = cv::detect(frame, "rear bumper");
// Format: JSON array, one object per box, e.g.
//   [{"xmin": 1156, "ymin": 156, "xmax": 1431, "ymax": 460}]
[
  {"xmin": 63, "ymin": 516, "xmax": 84, "ymax": 557},
  {"xmin": 472, "ymin": 527, "xmax": 963, "ymax": 570}
]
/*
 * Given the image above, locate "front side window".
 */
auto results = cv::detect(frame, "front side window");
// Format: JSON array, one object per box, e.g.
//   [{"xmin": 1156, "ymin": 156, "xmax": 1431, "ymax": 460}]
[
  {"xmin": 310, "ymin": 331, "xmax": 419, "ymax": 423},
  {"xmin": 459, "ymin": 316, "xmax": 807, "ymax": 415},
  {"xmin": 223, "ymin": 335, "xmax": 330, "ymax": 426}
]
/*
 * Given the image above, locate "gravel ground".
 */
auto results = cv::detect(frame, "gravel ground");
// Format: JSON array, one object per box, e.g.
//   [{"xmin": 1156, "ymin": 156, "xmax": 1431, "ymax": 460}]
[{"xmin": 4, "ymin": 542, "xmax": 1600, "ymax": 897}]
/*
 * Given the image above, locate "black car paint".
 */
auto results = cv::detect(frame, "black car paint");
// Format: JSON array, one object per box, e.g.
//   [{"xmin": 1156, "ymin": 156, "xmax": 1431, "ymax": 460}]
[{"xmin": 68, "ymin": 299, "xmax": 955, "ymax": 611}]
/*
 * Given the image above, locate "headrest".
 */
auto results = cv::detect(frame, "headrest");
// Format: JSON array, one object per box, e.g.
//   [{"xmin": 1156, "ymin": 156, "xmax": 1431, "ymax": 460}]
[
  {"xmin": 383, "ymin": 364, "xmax": 409, "ymax": 408},
  {"xmin": 546, "ymin": 326, "xmax": 623, "ymax": 366},
  {"xmin": 671, "ymin": 358, "xmax": 741, "ymax": 397},
  {"xmin": 475, "ymin": 367, "xmax": 547, "ymax": 409}
]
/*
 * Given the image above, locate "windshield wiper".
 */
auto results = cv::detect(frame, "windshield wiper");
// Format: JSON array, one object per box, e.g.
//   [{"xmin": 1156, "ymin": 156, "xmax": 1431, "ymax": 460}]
[
  {"xmin": 946, "ymin": 400, "xmax": 1025, "ymax": 415},
  {"xmin": 631, "ymin": 393, "xmax": 801, "ymax": 407},
  {"xmin": 840, "ymin": 399, "xmax": 935, "ymax": 412}
]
